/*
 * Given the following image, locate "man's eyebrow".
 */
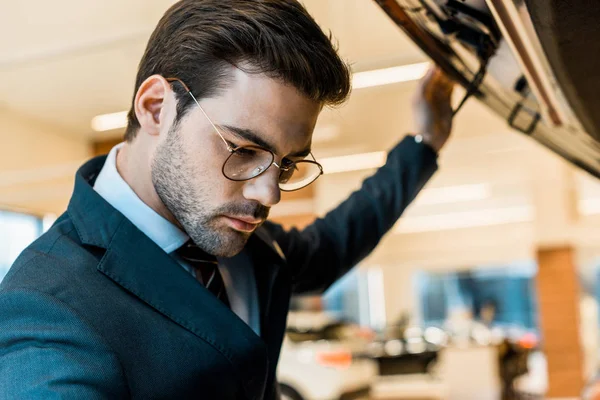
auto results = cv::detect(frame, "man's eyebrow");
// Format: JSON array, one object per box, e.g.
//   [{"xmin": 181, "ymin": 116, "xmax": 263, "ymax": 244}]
[
  {"xmin": 219, "ymin": 124, "xmax": 311, "ymax": 158},
  {"xmin": 220, "ymin": 125, "xmax": 276, "ymax": 153}
]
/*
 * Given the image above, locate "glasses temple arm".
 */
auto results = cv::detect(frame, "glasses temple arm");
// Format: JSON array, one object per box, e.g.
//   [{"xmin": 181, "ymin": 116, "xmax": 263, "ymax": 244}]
[
  {"xmin": 186, "ymin": 91, "xmax": 233, "ymax": 152},
  {"xmin": 166, "ymin": 77, "xmax": 233, "ymax": 152}
]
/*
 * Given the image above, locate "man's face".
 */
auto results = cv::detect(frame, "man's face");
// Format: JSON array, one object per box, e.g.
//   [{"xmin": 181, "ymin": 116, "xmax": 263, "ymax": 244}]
[{"xmin": 151, "ymin": 68, "xmax": 321, "ymax": 257}]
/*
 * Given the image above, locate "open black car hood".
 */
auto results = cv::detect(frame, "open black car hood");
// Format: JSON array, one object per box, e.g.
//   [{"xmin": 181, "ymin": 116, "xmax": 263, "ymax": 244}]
[{"xmin": 375, "ymin": 0, "xmax": 600, "ymax": 178}]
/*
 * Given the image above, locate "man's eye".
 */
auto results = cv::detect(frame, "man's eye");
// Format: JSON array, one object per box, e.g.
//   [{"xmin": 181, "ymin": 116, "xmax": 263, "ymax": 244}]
[
  {"xmin": 235, "ymin": 147, "xmax": 258, "ymax": 157},
  {"xmin": 226, "ymin": 140, "xmax": 239, "ymax": 149},
  {"xmin": 281, "ymin": 159, "xmax": 296, "ymax": 169}
]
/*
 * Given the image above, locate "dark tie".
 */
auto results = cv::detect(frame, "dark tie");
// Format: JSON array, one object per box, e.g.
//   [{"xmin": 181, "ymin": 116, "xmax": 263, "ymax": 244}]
[{"xmin": 176, "ymin": 240, "xmax": 230, "ymax": 308}]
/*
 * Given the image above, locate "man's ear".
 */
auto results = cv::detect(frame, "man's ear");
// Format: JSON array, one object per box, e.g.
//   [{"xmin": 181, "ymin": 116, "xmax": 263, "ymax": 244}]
[{"xmin": 134, "ymin": 75, "xmax": 172, "ymax": 137}]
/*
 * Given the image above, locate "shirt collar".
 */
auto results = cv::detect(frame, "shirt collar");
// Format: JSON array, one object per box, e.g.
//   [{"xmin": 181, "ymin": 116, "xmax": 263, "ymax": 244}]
[{"xmin": 93, "ymin": 143, "xmax": 189, "ymax": 254}]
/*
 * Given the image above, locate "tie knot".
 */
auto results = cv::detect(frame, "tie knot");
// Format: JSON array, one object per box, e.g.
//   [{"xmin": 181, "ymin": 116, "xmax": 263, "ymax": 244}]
[
  {"xmin": 176, "ymin": 240, "xmax": 218, "ymax": 264},
  {"xmin": 176, "ymin": 240, "xmax": 230, "ymax": 308}
]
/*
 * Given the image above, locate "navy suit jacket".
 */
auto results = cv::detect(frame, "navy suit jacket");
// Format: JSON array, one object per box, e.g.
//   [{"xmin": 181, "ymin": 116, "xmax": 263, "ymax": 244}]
[{"xmin": 0, "ymin": 137, "xmax": 437, "ymax": 399}]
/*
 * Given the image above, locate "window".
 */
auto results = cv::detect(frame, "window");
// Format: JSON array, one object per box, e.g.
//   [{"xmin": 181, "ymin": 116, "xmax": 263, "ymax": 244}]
[
  {"xmin": 0, "ymin": 211, "xmax": 43, "ymax": 282},
  {"xmin": 323, "ymin": 267, "xmax": 386, "ymax": 329},
  {"xmin": 416, "ymin": 261, "xmax": 539, "ymax": 331}
]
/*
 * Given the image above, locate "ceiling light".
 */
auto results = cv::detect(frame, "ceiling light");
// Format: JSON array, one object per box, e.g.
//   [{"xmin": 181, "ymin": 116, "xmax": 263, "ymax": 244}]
[
  {"xmin": 320, "ymin": 151, "xmax": 386, "ymax": 174},
  {"xmin": 415, "ymin": 184, "xmax": 491, "ymax": 206},
  {"xmin": 394, "ymin": 206, "xmax": 534, "ymax": 233},
  {"xmin": 91, "ymin": 111, "xmax": 128, "ymax": 132},
  {"xmin": 367, "ymin": 268, "xmax": 387, "ymax": 331},
  {"xmin": 90, "ymin": 62, "xmax": 429, "ymax": 131},
  {"xmin": 578, "ymin": 198, "xmax": 600, "ymax": 216},
  {"xmin": 352, "ymin": 62, "xmax": 430, "ymax": 90}
]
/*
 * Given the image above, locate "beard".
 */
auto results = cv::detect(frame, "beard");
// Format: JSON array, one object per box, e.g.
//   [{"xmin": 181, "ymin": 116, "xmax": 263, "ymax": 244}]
[{"xmin": 151, "ymin": 125, "xmax": 269, "ymax": 257}]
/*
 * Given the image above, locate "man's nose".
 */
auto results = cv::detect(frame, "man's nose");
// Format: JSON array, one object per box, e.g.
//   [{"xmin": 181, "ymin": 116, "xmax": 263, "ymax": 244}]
[{"xmin": 242, "ymin": 166, "xmax": 281, "ymax": 208}]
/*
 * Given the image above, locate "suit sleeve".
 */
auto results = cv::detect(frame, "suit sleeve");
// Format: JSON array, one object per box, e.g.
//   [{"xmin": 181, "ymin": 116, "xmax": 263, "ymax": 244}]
[
  {"xmin": 0, "ymin": 288, "xmax": 129, "ymax": 399},
  {"xmin": 265, "ymin": 136, "xmax": 438, "ymax": 294}
]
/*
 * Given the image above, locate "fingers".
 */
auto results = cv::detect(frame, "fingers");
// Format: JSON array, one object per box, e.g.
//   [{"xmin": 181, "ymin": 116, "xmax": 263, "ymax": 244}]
[
  {"xmin": 416, "ymin": 66, "xmax": 437, "ymax": 96},
  {"xmin": 434, "ymin": 68, "xmax": 455, "ymax": 97},
  {"xmin": 412, "ymin": 65, "xmax": 456, "ymax": 114},
  {"xmin": 430, "ymin": 67, "xmax": 454, "ymax": 95},
  {"xmin": 416, "ymin": 66, "xmax": 454, "ymax": 101}
]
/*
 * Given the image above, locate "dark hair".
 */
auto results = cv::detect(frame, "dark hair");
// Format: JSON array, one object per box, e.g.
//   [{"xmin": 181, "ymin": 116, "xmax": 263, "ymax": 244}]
[{"xmin": 124, "ymin": 0, "xmax": 352, "ymax": 141}]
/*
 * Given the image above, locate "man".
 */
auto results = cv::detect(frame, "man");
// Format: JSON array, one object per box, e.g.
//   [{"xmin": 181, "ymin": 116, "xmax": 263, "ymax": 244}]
[{"xmin": 0, "ymin": 1, "xmax": 454, "ymax": 399}]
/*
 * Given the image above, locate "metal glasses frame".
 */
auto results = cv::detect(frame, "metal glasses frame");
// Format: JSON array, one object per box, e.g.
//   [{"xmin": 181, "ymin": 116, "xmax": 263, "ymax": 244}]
[{"xmin": 165, "ymin": 77, "xmax": 323, "ymax": 191}]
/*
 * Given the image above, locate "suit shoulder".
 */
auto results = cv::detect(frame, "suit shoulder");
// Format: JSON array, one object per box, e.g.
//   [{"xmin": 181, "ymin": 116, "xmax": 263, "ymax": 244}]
[
  {"xmin": 1, "ymin": 213, "xmax": 99, "ymax": 292},
  {"xmin": 0, "ymin": 287, "xmax": 129, "ymax": 398}
]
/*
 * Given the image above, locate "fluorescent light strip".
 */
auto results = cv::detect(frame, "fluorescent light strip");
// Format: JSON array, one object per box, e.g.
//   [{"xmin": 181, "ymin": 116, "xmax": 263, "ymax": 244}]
[
  {"xmin": 394, "ymin": 206, "xmax": 534, "ymax": 234},
  {"xmin": 415, "ymin": 184, "xmax": 491, "ymax": 206},
  {"xmin": 91, "ymin": 111, "xmax": 128, "ymax": 132},
  {"xmin": 90, "ymin": 63, "xmax": 429, "ymax": 132},
  {"xmin": 352, "ymin": 62, "xmax": 430, "ymax": 90},
  {"xmin": 578, "ymin": 198, "xmax": 600, "ymax": 216},
  {"xmin": 367, "ymin": 268, "xmax": 387, "ymax": 331},
  {"xmin": 320, "ymin": 151, "xmax": 386, "ymax": 174}
]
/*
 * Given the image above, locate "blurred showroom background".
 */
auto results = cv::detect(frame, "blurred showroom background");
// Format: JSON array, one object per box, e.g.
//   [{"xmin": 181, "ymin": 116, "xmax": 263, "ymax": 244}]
[{"xmin": 2, "ymin": 1, "xmax": 600, "ymax": 399}]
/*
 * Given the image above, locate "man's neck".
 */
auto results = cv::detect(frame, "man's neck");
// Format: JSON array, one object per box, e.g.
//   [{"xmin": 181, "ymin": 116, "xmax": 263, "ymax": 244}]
[{"xmin": 116, "ymin": 140, "xmax": 181, "ymax": 228}]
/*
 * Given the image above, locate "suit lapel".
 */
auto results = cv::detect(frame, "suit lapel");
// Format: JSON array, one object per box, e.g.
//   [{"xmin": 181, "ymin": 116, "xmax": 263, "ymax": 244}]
[
  {"xmin": 69, "ymin": 157, "xmax": 269, "ymax": 400},
  {"xmin": 97, "ymin": 218, "xmax": 269, "ymax": 400},
  {"xmin": 246, "ymin": 229, "xmax": 290, "ymax": 372}
]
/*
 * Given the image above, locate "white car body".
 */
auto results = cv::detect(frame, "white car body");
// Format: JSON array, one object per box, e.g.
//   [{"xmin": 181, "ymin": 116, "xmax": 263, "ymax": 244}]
[
  {"xmin": 278, "ymin": 337, "xmax": 377, "ymax": 400},
  {"xmin": 278, "ymin": 311, "xmax": 377, "ymax": 400}
]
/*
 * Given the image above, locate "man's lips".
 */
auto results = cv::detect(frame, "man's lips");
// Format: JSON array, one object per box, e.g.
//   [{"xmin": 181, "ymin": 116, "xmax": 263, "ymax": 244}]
[{"xmin": 222, "ymin": 215, "xmax": 263, "ymax": 232}]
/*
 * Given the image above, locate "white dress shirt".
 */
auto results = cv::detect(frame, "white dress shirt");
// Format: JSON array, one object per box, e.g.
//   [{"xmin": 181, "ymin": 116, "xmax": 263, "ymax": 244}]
[{"xmin": 93, "ymin": 143, "xmax": 260, "ymax": 336}]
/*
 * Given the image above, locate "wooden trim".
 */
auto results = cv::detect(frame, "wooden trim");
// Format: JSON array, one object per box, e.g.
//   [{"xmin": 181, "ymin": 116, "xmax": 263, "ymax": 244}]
[
  {"xmin": 92, "ymin": 138, "xmax": 122, "ymax": 157},
  {"xmin": 536, "ymin": 246, "xmax": 585, "ymax": 397}
]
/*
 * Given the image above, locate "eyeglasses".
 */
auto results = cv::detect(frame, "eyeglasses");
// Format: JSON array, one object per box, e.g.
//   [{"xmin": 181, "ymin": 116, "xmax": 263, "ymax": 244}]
[{"xmin": 165, "ymin": 77, "xmax": 323, "ymax": 192}]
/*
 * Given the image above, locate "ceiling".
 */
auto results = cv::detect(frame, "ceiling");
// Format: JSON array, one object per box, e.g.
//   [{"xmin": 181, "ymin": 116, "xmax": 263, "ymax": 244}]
[
  {"xmin": 0, "ymin": 0, "xmax": 521, "ymax": 155},
  {"xmin": 0, "ymin": 0, "xmax": 424, "ymax": 139},
  {"xmin": 2, "ymin": 0, "xmax": 599, "ymax": 268}
]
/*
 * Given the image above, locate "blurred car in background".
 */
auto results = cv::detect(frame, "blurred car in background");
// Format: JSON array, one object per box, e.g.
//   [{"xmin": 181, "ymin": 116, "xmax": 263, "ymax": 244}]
[
  {"xmin": 277, "ymin": 312, "xmax": 377, "ymax": 400},
  {"xmin": 278, "ymin": 337, "xmax": 376, "ymax": 400},
  {"xmin": 367, "ymin": 325, "xmax": 445, "ymax": 376}
]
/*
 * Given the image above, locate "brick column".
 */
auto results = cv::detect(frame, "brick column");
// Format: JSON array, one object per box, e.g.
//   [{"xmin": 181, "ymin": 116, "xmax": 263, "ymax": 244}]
[{"xmin": 536, "ymin": 246, "xmax": 585, "ymax": 397}]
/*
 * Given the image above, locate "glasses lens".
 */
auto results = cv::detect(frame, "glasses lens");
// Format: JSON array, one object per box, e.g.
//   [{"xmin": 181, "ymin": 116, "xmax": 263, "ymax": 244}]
[
  {"xmin": 279, "ymin": 161, "xmax": 322, "ymax": 191},
  {"xmin": 223, "ymin": 146, "xmax": 274, "ymax": 181}
]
